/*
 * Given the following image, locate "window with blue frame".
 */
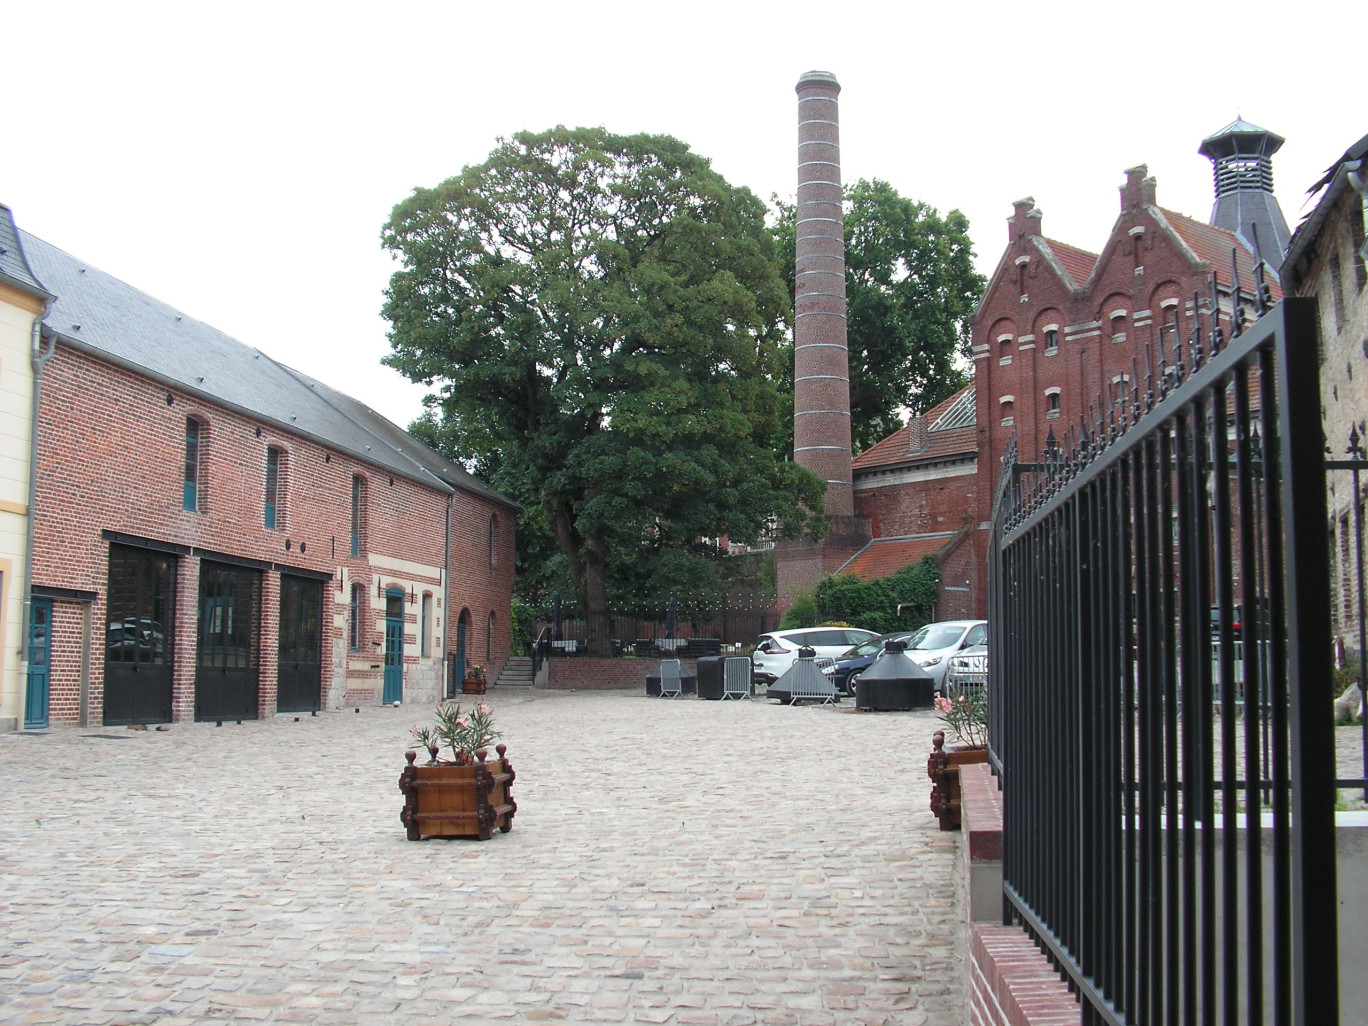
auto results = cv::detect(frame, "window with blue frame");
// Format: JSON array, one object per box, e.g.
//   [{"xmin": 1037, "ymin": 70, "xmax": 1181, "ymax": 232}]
[
  {"xmin": 264, "ymin": 446, "xmax": 281, "ymax": 529},
  {"xmin": 183, "ymin": 417, "xmax": 201, "ymax": 511}
]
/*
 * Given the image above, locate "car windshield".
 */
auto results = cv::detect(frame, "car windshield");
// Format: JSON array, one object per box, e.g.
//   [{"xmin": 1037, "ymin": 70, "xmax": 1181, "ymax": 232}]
[
  {"xmin": 907, "ymin": 624, "xmax": 967, "ymax": 650},
  {"xmin": 848, "ymin": 637, "xmax": 887, "ymax": 658}
]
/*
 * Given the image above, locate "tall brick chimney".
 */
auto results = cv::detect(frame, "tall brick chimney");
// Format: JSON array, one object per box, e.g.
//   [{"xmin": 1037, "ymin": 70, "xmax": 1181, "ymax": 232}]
[
  {"xmin": 772, "ymin": 71, "xmax": 870, "ymax": 613},
  {"xmin": 793, "ymin": 70, "xmax": 854, "ymax": 518}
]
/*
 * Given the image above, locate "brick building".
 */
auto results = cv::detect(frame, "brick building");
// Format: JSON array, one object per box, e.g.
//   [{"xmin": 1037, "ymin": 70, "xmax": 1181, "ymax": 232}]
[
  {"xmin": 1281, "ymin": 129, "xmax": 1368, "ymax": 658},
  {"xmin": 12, "ymin": 216, "xmax": 516, "ymax": 729},
  {"xmin": 831, "ymin": 122, "xmax": 1290, "ymax": 618}
]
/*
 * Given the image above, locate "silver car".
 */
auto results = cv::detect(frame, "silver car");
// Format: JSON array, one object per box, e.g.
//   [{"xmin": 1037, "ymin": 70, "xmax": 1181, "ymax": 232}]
[
  {"xmin": 904, "ymin": 620, "xmax": 987, "ymax": 689},
  {"xmin": 944, "ymin": 642, "xmax": 988, "ymax": 696}
]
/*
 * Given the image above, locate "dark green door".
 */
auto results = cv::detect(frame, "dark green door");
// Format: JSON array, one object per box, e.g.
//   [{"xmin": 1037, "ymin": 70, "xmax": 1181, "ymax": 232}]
[
  {"xmin": 278, "ymin": 576, "xmax": 322, "ymax": 713},
  {"xmin": 104, "ymin": 545, "xmax": 176, "ymax": 725},
  {"xmin": 383, "ymin": 589, "xmax": 404, "ymax": 704},
  {"xmin": 24, "ymin": 599, "xmax": 52, "ymax": 729},
  {"xmin": 196, "ymin": 562, "xmax": 260, "ymax": 721}
]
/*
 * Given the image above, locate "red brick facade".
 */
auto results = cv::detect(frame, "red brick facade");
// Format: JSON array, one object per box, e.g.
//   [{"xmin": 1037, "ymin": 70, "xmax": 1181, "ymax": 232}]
[
  {"xmin": 31, "ymin": 344, "xmax": 515, "ymax": 726},
  {"xmin": 833, "ymin": 165, "xmax": 1278, "ymax": 617},
  {"xmin": 964, "ymin": 166, "xmax": 1278, "ymax": 613}
]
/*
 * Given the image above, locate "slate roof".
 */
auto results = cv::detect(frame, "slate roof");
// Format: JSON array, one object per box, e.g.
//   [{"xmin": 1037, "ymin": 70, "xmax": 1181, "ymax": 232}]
[
  {"xmin": 20, "ymin": 228, "xmax": 517, "ymax": 510},
  {"xmin": 1282, "ymin": 130, "xmax": 1368, "ymax": 292},
  {"xmin": 852, "ymin": 385, "xmax": 978, "ymax": 472},
  {"xmin": 0, "ymin": 206, "xmax": 53, "ymax": 302},
  {"xmin": 837, "ymin": 533, "xmax": 956, "ymax": 581}
]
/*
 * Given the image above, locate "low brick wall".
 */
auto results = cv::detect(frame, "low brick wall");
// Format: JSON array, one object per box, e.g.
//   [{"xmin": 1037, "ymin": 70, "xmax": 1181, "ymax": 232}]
[
  {"xmin": 959, "ymin": 763, "xmax": 1079, "ymax": 1025},
  {"xmin": 546, "ymin": 657, "xmax": 699, "ymax": 691}
]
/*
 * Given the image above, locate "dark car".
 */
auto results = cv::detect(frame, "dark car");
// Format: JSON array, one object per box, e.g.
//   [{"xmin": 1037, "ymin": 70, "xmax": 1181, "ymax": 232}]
[{"xmin": 826, "ymin": 631, "xmax": 916, "ymax": 694}]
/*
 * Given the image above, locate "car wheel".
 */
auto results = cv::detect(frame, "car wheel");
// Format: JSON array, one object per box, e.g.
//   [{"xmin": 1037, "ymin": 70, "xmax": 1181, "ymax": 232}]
[{"xmin": 845, "ymin": 671, "xmax": 861, "ymax": 696}]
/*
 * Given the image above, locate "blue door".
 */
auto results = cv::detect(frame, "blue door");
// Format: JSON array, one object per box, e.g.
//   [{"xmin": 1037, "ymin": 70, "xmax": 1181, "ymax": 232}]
[
  {"xmin": 383, "ymin": 590, "xmax": 404, "ymax": 704},
  {"xmin": 25, "ymin": 599, "xmax": 52, "ymax": 729}
]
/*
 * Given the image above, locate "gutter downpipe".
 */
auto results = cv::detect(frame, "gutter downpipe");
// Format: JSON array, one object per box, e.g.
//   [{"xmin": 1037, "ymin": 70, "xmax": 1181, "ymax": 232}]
[
  {"xmin": 444, "ymin": 493, "xmax": 453, "ymax": 700},
  {"xmin": 1346, "ymin": 160, "xmax": 1368, "ymax": 268},
  {"xmin": 22, "ymin": 317, "xmax": 56, "ymax": 709}
]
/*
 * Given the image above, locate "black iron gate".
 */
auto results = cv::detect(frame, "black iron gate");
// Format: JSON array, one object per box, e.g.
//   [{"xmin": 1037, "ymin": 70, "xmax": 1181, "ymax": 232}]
[
  {"xmin": 277, "ymin": 575, "xmax": 322, "ymax": 713},
  {"xmin": 104, "ymin": 544, "xmax": 176, "ymax": 725},
  {"xmin": 990, "ymin": 297, "xmax": 1339, "ymax": 1024},
  {"xmin": 195, "ymin": 562, "xmax": 260, "ymax": 721}
]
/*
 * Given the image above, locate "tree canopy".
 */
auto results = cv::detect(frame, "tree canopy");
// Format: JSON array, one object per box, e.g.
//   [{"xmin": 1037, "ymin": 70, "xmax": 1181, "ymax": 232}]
[
  {"xmin": 382, "ymin": 126, "xmax": 825, "ymax": 647},
  {"xmin": 772, "ymin": 179, "xmax": 985, "ymax": 453}
]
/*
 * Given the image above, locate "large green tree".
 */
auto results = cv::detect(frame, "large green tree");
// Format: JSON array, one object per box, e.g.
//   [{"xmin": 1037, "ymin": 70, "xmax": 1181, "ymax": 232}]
[
  {"xmin": 773, "ymin": 179, "xmax": 985, "ymax": 453},
  {"xmin": 383, "ymin": 126, "xmax": 825, "ymax": 651}
]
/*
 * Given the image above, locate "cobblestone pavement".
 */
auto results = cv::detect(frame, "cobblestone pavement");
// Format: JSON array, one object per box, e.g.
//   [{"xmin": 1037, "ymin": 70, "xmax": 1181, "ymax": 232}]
[{"xmin": 0, "ymin": 689, "xmax": 965, "ymax": 1026}]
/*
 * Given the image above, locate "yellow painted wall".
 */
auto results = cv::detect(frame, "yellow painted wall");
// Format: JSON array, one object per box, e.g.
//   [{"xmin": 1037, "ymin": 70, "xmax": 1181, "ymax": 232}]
[{"xmin": 0, "ymin": 281, "xmax": 43, "ymax": 731}]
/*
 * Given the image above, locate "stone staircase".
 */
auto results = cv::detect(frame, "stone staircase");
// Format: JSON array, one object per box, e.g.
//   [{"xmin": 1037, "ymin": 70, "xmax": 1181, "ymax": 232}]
[{"xmin": 495, "ymin": 655, "xmax": 534, "ymax": 688}]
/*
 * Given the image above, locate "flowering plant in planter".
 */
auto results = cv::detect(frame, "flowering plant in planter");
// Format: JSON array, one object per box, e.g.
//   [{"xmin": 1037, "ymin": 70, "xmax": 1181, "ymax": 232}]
[
  {"xmin": 934, "ymin": 689, "xmax": 988, "ymax": 748},
  {"xmin": 464, "ymin": 663, "xmax": 487, "ymax": 681},
  {"xmin": 409, "ymin": 702, "xmax": 501, "ymax": 765}
]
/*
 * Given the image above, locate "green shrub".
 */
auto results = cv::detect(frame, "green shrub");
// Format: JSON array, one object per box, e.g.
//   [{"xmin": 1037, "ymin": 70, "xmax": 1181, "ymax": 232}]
[{"xmin": 814, "ymin": 558, "xmax": 941, "ymax": 635}]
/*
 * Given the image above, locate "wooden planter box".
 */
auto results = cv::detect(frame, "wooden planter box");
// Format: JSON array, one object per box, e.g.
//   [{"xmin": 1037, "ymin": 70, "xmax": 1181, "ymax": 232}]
[
  {"xmin": 462, "ymin": 677, "xmax": 487, "ymax": 695},
  {"xmin": 399, "ymin": 745, "xmax": 516, "ymax": 840},
  {"xmin": 927, "ymin": 729, "xmax": 989, "ymax": 831}
]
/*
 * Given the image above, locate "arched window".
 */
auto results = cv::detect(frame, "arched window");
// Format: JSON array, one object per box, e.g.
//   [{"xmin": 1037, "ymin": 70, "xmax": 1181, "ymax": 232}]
[
  {"xmin": 999, "ymin": 395, "xmax": 1015, "ymax": 428},
  {"xmin": 1045, "ymin": 387, "xmax": 1062, "ymax": 417},
  {"xmin": 489, "ymin": 514, "xmax": 498, "ymax": 568}
]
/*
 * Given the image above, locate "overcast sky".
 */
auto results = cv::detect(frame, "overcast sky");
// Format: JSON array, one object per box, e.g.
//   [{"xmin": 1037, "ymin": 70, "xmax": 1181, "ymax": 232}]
[{"xmin": 6, "ymin": 1, "xmax": 1359, "ymax": 429}]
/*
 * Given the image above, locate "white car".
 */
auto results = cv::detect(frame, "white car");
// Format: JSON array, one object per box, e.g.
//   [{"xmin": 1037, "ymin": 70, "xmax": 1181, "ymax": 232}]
[
  {"xmin": 904, "ymin": 620, "xmax": 988, "ymax": 689},
  {"xmin": 751, "ymin": 626, "xmax": 880, "ymax": 685}
]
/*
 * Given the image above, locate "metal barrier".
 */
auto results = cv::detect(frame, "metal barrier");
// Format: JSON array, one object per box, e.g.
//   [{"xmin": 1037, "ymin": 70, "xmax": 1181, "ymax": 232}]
[
  {"xmin": 722, "ymin": 657, "xmax": 752, "ymax": 700},
  {"xmin": 990, "ymin": 298, "xmax": 1338, "ymax": 1024},
  {"xmin": 779, "ymin": 656, "xmax": 838, "ymax": 705},
  {"xmin": 656, "ymin": 659, "xmax": 683, "ymax": 699}
]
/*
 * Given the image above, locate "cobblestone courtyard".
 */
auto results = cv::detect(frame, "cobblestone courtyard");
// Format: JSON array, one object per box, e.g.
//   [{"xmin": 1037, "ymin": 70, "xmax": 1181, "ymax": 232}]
[{"xmin": 0, "ymin": 690, "xmax": 965, "ymax": 1026}]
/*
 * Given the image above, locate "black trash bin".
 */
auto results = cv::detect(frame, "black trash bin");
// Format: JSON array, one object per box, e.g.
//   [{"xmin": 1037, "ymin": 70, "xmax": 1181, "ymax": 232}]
[
  {"xmin": 855, "ymin": 640, "xmax": 935, "ymax": 710},
  {"xmin": 696, "ymin": 656, "xmax": 726, "ymax": 700}
]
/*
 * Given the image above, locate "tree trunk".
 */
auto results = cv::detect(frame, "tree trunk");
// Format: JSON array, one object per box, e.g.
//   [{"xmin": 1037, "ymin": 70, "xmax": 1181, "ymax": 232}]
[{"xmin": 581, "ymin": 531, "xmax": 611, "ymax": 657}]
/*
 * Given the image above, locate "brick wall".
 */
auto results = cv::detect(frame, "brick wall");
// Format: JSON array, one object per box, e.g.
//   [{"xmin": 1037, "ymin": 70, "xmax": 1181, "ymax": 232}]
[
  {"xmin": 855, "ymin": 466, "xmax": 976, "ymax": 539},
  {"xmin": 33, "ymin": 345, "xmax": 514, "ymax": 724},
  {"xmin": 958, "ymin": 764, "xmax": 1079, "ymax": 1025}
]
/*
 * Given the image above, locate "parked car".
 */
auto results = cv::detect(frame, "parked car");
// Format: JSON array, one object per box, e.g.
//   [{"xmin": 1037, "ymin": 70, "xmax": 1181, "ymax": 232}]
[
  {"xmin": 750, "ymin": 626, "xmax": 880, "ymax": 685},
  {"xmin": 902, "ymin": 620, "xmax": 988, "ymax": 689},
  {"xmin": 944, "ymin": 642, "xmax": 988, "ymax": 696},
  {"xmin": 825, "ymin": 631, "xmax": 917, "ymax": 694}
]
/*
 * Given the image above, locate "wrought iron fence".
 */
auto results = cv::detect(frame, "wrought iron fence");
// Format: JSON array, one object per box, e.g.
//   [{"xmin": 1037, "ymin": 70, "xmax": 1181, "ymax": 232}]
[
  {"xmin": 989, "ymin": 297, "xmax": 1339, "ymax": 1024},
  {"xmin": 534, "ymin": 602, "xmax": 779, "ymax": 659}
]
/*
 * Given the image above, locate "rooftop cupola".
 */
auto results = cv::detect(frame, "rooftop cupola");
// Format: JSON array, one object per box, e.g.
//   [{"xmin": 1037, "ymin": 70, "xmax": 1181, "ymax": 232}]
[{"xmin": 1198, "ymin": 117, "xmax": 1292, "ymax": 267}]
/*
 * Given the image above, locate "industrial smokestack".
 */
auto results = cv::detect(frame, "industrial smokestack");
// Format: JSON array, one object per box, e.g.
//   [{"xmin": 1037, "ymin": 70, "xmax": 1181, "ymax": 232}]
[{"xmin": 793, "ymin": 70, "xmax": 854, "ymax": 517}]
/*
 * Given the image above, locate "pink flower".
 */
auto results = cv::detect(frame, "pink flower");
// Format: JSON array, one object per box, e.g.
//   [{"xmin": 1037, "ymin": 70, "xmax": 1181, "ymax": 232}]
[
  {"xmin": 479, "ymin": 704, "xmax": 490, "ymax": 714},
  {"xmin": 456, "ymin": 717, "xmax": 470, "ymax": 729}
]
